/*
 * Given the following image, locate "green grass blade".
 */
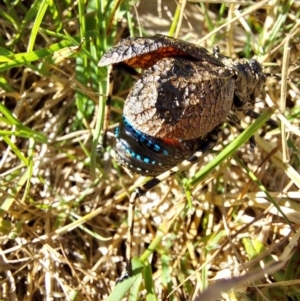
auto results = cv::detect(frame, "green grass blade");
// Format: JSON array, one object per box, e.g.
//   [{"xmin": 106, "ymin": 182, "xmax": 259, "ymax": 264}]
[
  {"xmin": 186, "ymin": 109, "xmax": 275, "ymax": 188},
  {"xmin": 27, "ymin": 0, "xmax": 49, "ymax": 52}
]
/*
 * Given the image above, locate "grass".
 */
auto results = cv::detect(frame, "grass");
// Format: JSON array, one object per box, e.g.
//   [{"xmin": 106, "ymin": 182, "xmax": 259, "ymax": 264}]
[{"xmin": 0, "ymin": 0, "xmax": 300, "ymax": 300}]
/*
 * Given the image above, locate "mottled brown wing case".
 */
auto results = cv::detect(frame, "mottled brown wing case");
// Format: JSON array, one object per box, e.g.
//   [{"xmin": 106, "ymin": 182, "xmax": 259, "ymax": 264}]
[
  {"xmin": 98, "ymin": 34, "xmax": 224, "ymax": 69},
  {"xmin": 124, "ymin": 57, "xmax": 236, "ymax": 140}
]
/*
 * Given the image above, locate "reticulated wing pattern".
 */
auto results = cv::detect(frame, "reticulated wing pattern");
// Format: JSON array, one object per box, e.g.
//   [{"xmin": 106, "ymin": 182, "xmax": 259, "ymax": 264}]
[
  {"xmin": 124, "ymin": 57, "xmax": 236, "ymax": 140},
  {"xmin": 99, "ymin": 34, "xmax": 224, "ymax": 69}
]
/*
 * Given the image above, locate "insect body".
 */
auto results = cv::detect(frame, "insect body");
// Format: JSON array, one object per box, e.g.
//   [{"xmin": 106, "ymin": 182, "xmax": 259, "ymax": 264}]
[
  {"xmin": 99, "ymin": 34, "xmax": 266, "ymax": 176},
  {"xmin": 98, "ymin": 35, "xmax": 269, "ymax": 280}
]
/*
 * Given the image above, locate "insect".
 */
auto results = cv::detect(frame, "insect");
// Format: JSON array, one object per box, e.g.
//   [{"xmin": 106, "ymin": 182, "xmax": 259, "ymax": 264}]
[{"xmin": 98, "ymin": 34, "xmax": 275, "ymax": 280}]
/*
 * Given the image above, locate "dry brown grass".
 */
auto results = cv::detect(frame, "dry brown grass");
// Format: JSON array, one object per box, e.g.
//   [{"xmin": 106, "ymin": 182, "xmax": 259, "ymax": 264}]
[{"xmin": 0, "ymin": 1, "xmax": 300, "ymax": 300}]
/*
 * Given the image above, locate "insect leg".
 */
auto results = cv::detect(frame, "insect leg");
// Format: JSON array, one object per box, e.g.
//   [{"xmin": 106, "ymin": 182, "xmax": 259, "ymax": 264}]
[
  {"xmin": 118, "ymin": 127, "xmax": 220, "ymax": 282},
  {"xmin": 99, "ymin": 62, "xmax": 142, "ymax": 154},
  {"xmin": 226, "ymin": 111, "xmax": 256, "ymax": 149},
  {"xmin": 116, "ymin": 189, "xmax": 136, "ymax": 282},
  {"xmin": 245, "ymin": 109, "xmax": 278, "ymax": 129},
  {"xmin": 116, "ymin": 62, "xmax": 141, "ymax": 79},
  {"xmin": 97, "ymin": 62, "xmax": 115, "ymax": 157}
]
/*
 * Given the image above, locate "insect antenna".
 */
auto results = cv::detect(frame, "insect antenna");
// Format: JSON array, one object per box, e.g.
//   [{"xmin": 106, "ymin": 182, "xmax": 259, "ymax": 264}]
[
  {"xmin": 99, "ymin": 64, "xmax": 114, "ymax": 152},
  {"xmin": 98, "ymin": 62, "xmax": 141, "ymax": 154}
]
